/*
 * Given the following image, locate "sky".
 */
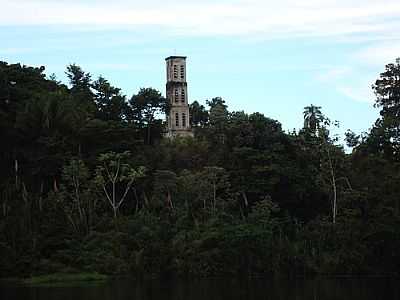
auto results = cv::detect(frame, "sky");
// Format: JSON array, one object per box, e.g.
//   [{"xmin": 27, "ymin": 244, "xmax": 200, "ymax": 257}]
[{"xmin": 1, "ymin": 0, "xmax": 400, "ymax": 142}]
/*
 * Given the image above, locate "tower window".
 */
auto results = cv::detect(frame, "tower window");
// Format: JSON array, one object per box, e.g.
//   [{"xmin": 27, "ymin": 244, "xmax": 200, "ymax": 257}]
[
  {"xmin": 181, "ymin": 89, "xmax": 185, "ymax": 102},
  {"xmin": 175, "ymin": 113, "xmax": 179, "ymax": 127},
  {"xmin": 182, "ymin": 113, "xmax": 186, "ymax": 127},
  {"xmin": 173, "ymin": 65, "xmax": 178, "ymax": 79},
  {"xmin": 174, "ymin": 89, "xmax": 179, "ymax": 102},
  {"xmin": 180, "ymin": 65, "xmax": 185, "ymax": 79}
]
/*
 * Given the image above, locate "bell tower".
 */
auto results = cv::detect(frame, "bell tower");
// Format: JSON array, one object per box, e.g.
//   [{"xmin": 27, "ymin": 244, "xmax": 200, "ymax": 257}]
[{"xmin": 165, "ymin": 56, "xmax": 193, "ymax": 137}]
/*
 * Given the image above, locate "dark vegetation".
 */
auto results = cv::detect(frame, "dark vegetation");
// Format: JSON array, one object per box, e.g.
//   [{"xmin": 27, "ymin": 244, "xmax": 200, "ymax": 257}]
[
  {"xmin": 1, "ymin": 59, "xmax": 400, "ymax": 279},
  {"xmin": 22, "ymin": 272, "xmax": 107, "ymax": 285}
]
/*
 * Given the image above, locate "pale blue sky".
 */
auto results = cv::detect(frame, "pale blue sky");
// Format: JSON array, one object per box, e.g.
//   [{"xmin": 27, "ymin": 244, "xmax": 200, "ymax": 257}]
[{"xmin": 1, "ymin": 0, "xmax": 400, "ymax": 141}]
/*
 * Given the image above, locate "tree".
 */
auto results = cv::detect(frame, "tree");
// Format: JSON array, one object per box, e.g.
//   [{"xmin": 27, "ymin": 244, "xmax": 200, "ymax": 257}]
[
  {"xmin": 206, "ymin": 97, "xmax": 227, "ymax": 110},
  {"xmin": 201, "ymin": 166, "xmax": 230, "ymax": 212},
  {"xmin": 128, "ymin": 88, "xmax": 169, "ymax": 144},
  {"xmin": 249, "ymin": 112, "xmax": 282, "ymax": 149},
  {"xmin": 65, "ymin": 64, "xmax": 96, "ymax": 116},
  {"xmin": 345, "ymin": 130, "xmax": 361, "ymax": 148},
  {"xmin": 94, "ymin": 151, "xmax": 145, "ymax": 218},
  {"xmin": 207, "ymin": 97, "xmax": 229, "ymax": 144},
  {"xmin": 303, "ymin": 104, "xmax": 323, "ymax": 133},
  {"xmin": 189, "ymin": 101, "xmax": 208, "ymax": 127},
  {"xmin": 92, "ymin": 76, "xmax": 128, "ymax": 122},
  {"xmin": 319, "ymin": 141, "xmax": 348, "ymax": 224},
  {"xmin": 66, "ymin": 64, "xmax": 92, "ymax": 95},
  {"xmin": 227, "ymin": 111, "xmax": 253, "ymax": 148},
  {"xmin": 372, "ymin": 58, "xmax": 400, "ymax": 158},
  {"xmin": 59, "ymin": 158, "xmax": 91, "ymax": 234},
  {"xmin": 317, "ymin": 117, "xmax": 349, "ymax": 224},
  {"xmin": 153, "ymin": 170, "xmax": 177, "ymax": 209}
]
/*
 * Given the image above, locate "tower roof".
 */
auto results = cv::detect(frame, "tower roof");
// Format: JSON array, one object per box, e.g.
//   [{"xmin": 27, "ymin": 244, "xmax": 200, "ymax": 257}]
[{"xmin": 165, "ymin": 56, "xmax": 187, "ymax": 61}]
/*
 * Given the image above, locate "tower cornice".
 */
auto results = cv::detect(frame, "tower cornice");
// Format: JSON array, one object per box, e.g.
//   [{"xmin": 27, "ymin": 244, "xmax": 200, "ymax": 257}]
[{"xmin": 165, "ymin": 56, "xmax": 187, "ymax": 60}]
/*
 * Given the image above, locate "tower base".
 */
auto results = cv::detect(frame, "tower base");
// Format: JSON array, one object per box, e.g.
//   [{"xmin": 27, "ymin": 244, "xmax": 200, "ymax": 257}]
[{"xmin": 165, "ymin": 129, "xmax": 194, "ymax": 138}]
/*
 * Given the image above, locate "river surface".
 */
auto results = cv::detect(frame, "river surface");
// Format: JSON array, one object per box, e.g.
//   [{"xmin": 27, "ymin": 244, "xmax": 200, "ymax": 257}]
[{"xmin": 1, "ymin": 277, "xmax": 399, "ymax": 300}]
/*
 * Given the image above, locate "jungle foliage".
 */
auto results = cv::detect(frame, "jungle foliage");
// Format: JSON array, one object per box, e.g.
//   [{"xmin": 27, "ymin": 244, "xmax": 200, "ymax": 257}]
[{"xmin": 1, "ymin": 59, "xmax": 400, "ymax": 278}]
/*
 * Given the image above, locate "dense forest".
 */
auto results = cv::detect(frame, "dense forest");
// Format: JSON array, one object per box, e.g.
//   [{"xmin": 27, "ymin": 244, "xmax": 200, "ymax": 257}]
[{"xmin": 0, "ymin": 59, "xmax": 400, "ymax": 279}]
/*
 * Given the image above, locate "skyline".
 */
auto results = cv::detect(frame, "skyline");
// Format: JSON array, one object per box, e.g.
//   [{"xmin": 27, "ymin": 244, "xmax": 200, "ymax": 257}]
[{"xmin": 1, "ymin": 0, "xmax": 400, "ymax": 140}]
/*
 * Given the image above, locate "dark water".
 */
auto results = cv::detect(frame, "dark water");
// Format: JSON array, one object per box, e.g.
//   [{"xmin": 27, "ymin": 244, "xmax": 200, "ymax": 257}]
[{"xmin": 1, "ymin": 278, "xmax": 399, "ymax": 300}]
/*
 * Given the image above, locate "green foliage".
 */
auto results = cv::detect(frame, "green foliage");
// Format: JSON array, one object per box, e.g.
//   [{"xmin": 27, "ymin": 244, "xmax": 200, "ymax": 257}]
[
  {"xmin": 58, "ymin": 158, "xmax": 93, "ymax": 235},
  {"xmin": 371, "ymin": 58, "xmax": 400, "ymax": 158},
  {"xmin": 1, "ymin": 59, "xmax": 400, "ymax": 280},
  {"xmin": 93, "ymin": 76, "xmax": 128, "ymax": 122},
  {"xmin": 189, "ymin": 100, "xmax": 209, "ymax": 127},
  {"xmin": 94, "ymin": 151, "xmax": 145, "ymax": 218},
  {"xmin": 23, "ymin": 272, "xmax": 108, "ymax": 285},
  {"xmin": 128, "ymin": 87, "xmax": 169, "ymax": 144},
  {"xmin": 303, "ymin": 104, "xmax": 323, "ymax": 133}
]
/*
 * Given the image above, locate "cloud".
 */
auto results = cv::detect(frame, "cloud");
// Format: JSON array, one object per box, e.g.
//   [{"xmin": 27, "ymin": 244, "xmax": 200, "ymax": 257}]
[
  {"xmin": 85, "ymin": 63, "xmax": 138, "ymax": 71},
  {"xmin": 1, "ymin": 0, "xmax": 397, "ymax": 110},
  {"xmin": 0, "ymin": 47, "xmax": 36, "ymax": 54},
  {"xmin": 355, "ymin": 42, "xmax": 400, "ymax": 66},
  {"xmin": 316, "ymin": 66, "xmax": 352, "ymax": 82},
  {"xmin": 1, "ymin": 0, "xmax": 400, "ymax": 39},
  {"xmin": 315, "ymin": 66, "xmax": 376, "ymax": 104},
  {"xmin": 337, "ymin": 86, "xmax": 375, "ymax": 104}
]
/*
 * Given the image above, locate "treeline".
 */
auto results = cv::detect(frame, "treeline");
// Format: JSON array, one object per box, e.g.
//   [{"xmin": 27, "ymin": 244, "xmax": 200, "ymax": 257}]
[{"xmin": 0, "ymin": 59, "xmax": 400, "ymax": 278}]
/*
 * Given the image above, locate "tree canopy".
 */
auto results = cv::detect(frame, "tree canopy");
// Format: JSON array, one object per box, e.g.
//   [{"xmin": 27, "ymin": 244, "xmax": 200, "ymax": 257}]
[{"xmin": 1, "ymin": 59, "xmax": 400, "ymax": 279}]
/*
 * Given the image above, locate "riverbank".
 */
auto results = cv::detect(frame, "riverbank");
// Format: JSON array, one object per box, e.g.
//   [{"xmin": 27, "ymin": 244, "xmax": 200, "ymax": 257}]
[
  {"xmin": 1, "ymin": 276, "xmax": 400, "ymax": 300},
  {"xmin": 0, "ymin": 272, "xmax": 109, "ymax": 286}
]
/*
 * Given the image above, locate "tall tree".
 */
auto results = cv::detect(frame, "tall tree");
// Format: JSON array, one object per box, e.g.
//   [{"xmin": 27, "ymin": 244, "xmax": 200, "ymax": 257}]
[
  {"xmin": 66, "ymin": 64, "xmax": 92, "ymax": 95},
  {"xmin": 94, "ymin": 151, "xmax": 145, "ymax": 218},
  {"xmin": 207, "ymin": 97, "xmax": 229, "ymax": 144},
  {"xmin": 303, "ymin": 104, "xmax": 323, "ymax": 133},
  {"xmin": 201, "ymin": 166, "xmax": 231, "ymax": 212},
  {"xmin": 372, "ymin": 58, "xmax": 400, "ymax": 158},
  {"xmin": 92, "ymin": 76, "xmax": 128, "ymax": 122},
  {"xmin": 65, "ymin": 64, "xmax": 96, "ymax": 116},
  {"xmin": 153, "ymin": 170, "xmax": 177, "ymax": 209},
  {"xmin": 128, "ymin": 88, "xmax": 169, "ymax": 145},
  {"xmin": 59, "ymin": 158, "xmax": 91, "ymax": 235},
  {"xmin": 189, "ymin": 101, "xmax": 208, "ymax": 127}
]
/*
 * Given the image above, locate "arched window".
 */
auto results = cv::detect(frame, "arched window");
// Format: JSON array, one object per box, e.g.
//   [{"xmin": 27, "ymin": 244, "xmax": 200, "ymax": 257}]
[
  {"xmin": 173, "ymin": 65, "xmax": 178, "ymax": 79},
  {"xmin": 180, "ymin": 65, "xmax": 185, "ymax": 79},
  {"xmin": 181, "ymin": 88, "xmax": 185, "ymax": 103},
  {"xmin": 175, "ymin": 112, "xmax": 179, "ymax": 127},
  {"xmin": 182, "ymin": 113, "xmax": 186, "ymax": 127},
  {"xmin": 174, "ymin": 89, "xmax": 179, "ymax": 103}
]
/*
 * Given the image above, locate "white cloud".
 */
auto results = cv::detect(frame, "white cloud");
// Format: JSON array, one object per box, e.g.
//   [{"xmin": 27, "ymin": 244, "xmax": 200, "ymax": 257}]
[
  {"xmin": 85, "ymin": 63, "xmax": 137, "ymax": 71},
  {"xmin": 316, "ymin": 66, "xmax": 352, "ymax": 82},
  {"xmin": 1, "ymin": 0, "xmax": 400, "ymax": 39},
  {"xmin": 315, "ymin": 66, "xmax": 376, "ymax": 104},
  {"xmin": 1, "ymin": 0, "xmax": 398, "ymax": 108},
  {"xmin": 355, "ymin": 42, "xmax": 400, "ymax": 66},
  {"xmin": 0, "ymin": 47, "xmax": 35, "ymax": 54},
  {"xmin": 337, "ymin": 86, "xmax": 375, "ymax": 103}
]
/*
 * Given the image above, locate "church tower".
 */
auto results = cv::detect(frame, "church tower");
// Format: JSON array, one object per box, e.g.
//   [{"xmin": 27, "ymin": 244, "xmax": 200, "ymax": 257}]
[{"xmin": 165, "ymin": 56, "xmax": 193, "ymax": 137}]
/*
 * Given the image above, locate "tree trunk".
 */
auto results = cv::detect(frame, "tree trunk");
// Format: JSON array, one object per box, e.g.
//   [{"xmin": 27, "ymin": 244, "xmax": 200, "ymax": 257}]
[
  {"xmin": 143, "ymin": 191, "xmax": 150, "ymax": 208},
  {"xmin": 14, "ymin": 159, "xmax": 18, "ymax": 189},
  {"xmin": 332, "ymin": 177, "xmax": 337, "ymax": 224},
  {"xmin": 167, "ymin": 189, "xmax": 173, "ymax": 209},
  {"xmin": 53, "ymin": 178, "xmax": 58, "ymax": 192},
  {"xmin": 213, "ymin": 181, "xmax": 216, "ymax": 212},
  {"xmin": 39, "ymin": 181, "xmax": 44, "ymax": 212},
  {"xmin": 326, "ymin": 147, "xmax": 337, "ymax": 224},
  {"xmin": 147, "ymin": 117, "xmax": 153, "ymax": 145},
  {"xmin": 133, "ymin": 188, "xmax": 140, "ymax": 213},
  {"xmin": 112, "ymin": 180, "xmax": 116, "ymax": 218}
]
